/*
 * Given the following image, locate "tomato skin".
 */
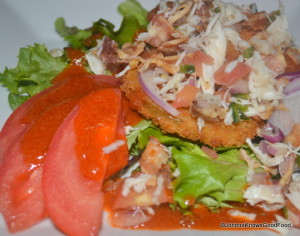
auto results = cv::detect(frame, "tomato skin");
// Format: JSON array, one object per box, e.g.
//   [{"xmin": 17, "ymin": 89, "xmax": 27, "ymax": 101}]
[
  {"xmin": 43, "ymin": 106, "xmax": 104, "ymax": 236},
  {"xmin": 43, "ymin": 88, "xmax": 127, "ymax": 236},
  {"xmin": 214, "ymin": 61, "xmax": 251, "ymax": 86},
  {"xmin": 0, "ymin": 85, "xmax": 60, "ymax": 233},
  {"xmin": 172, "ymin": 85, "xmax": 201, "ymax": 108},
  {"xmin": 0, "ymin": 129, "xmax": 46, "ymax": 233}
]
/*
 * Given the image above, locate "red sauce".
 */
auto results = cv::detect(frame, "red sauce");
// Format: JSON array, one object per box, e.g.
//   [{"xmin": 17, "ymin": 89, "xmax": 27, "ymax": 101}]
[
  {"xmin": 20, "ymin": 65, "xmax": 106, "ymax": 165},
  {"xmin": 19, "ymin": 58, "xmax": 141, "ymax": 176},
  {"xmin": 74, "ymin": 89, "xmax": 121, "ymax": 180},
  {"xmin": 103, "ymin": 182, "xmax": 282, "ymax": 232}
]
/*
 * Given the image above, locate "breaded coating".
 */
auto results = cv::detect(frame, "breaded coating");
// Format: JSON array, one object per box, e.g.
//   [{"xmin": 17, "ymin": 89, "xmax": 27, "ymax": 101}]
[{"xmin": 121, "ymin": 69, "xmax": 261, "ymax": 148}]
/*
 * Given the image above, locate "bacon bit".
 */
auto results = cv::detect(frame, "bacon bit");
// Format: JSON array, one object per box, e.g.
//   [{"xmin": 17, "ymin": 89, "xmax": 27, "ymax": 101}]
[
  {"xmin": 279, "ymin": 154, "xmax": 296, "ymax": 186},
  {"xmin": 182, "ymin": 50, "xmax": 214, "ymax": 77},
  {"xmin": 201, "ymin": 145, "xmax": 218, "ymax": 159},
  {"xmin": 285, "ymin": 124, "xmax": 300, "ymax": 147},
  {"xmin": 240, "ymin": 28, "xmax": 257, "ymax": 41},
  {"xmin": 147, "ymin": 1, "xmax": 174, "ymax": 22},
  {"xmin": 172, "ymin": 84, "xmax": 201, "ymax": 109},
  {"xmin": 168, "ymin": 1, "xmax": 193, "ymax": 25},
  {"xmin": 225, "ymin": 40, "xmax": 240, "ymax": 62},
  {"xmin": 264, "ymin": 53, "xmax": 287, "ymax": 74},
  {"xmin": 241, "ymin": 11, "xmax": 269, "ymax": 31},
  {"xmin": 100, "ymin": 37, "xmax": 125, "ymax": 73},
  {"xmin": 283, "ymin": 47, "xmax": 300, "ymax": 72},
  {"xmin": 149, "ymin": 54, "xmax": 180, "ymax": 74},
  {"xmin": 158, "ymin": 37, "xmax": 188, "ymax": 54},
  {"xmin": 286, "ymin": 48, "xmax": 300, "ymax": 64},
  {"xmin": 118, "ymin": 41, "xmax": 145, "ymax": 61},
  {"xmin": 139, "ymin": 137, "xmax": 169, "ymax": 176},
  {"xmin": 146, "ymin": 15, "xmax": 175, "ymax": 47}
]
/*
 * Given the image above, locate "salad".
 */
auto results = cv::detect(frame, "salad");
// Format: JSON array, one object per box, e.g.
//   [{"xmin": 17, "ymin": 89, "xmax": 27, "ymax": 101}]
[{"xmin": 0, "ymin": 0, "xmax": 300, "ymax": 236}]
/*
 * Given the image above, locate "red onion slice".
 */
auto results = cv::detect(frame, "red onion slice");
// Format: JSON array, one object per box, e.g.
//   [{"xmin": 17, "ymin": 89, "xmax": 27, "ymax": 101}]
[
  {"xmin": 259, "ymin": 140, "xmax": 279, "ymax": 157},
  {"xmin": 261, "ymin": 123, "xmax": 284, "ymax": 143},
  {"xmin": 275, "ymin": 70, "xmax": 300, "ymax": 80},
  {"xmin": 269, "ymin": 90, "xmax": 300, "ymax": 135},
  {"xmin": 139, "ymin": 72, "xmax": 180, "ymax": 117},
  {"xmin": 283, "ymin": 77, "xmax": 300, "ymax": 95}
]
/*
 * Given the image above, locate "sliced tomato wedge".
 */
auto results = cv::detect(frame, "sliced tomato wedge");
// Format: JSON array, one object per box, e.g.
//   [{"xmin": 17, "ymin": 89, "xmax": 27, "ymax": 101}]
[
  {"xmin": 0, "ymin": 85, "xmax": 61, "ymax": 232},
  {"xmin": 172, "ymin": 85, "xmax": 201, "ymax": 108},
  {"xmin": 43, "ymin": 88, "xmax": 128, "ymax": 236},
  {"xmin": 0, "ymin": 84, "xmax": 59, "ymax": 167},
  {"xmin": 0, "ymin": 66, "xmax": 124, "ymax": 234},
  {"xmin": 214, "ymin": 61, "xmax": 251, "ymax": 86},
  {"xmin": 0, "ymin": 129, "xmax": 46, "ymax": 233}
]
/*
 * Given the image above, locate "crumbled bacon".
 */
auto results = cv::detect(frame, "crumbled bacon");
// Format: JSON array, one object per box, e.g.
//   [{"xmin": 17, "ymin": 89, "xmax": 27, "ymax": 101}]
[
  {"xmin": 139, "ymin": 137, "xmax": 169, "ymax": 176},
  {"xmin": 191, "ymin": 93, "xmax": 226, "ymax": 122},
  {"xmin": 241, "ymin": 11, "xmax": 270, "ymax": 32},
  {"xmin": 285, "ymin": 124, "xmax": 300, "ymax": 147},
  {"xmin": 117, "ymin": 41, "xmax": 145, "ymax": 61},
  {"xmin": 264, "ymin": 53, "xmax": 287, "ymax": 74},
  {"xmin": 225, "ymin": 40, "xmax": 240, "ymax": 62},
  {"xmin": 146, "ymin": 15, "xmax": 176, "ymax": 48},
  {"xmin": 284, "ymin": 48, "xmax": 300, "ymax": 72},
  {"xmin": 100, "ymin": 37, "xmax": 125, "ymax": 73},
  {"xmin": 168, "ymin": 1, "xmax": 193, "ymax": 25},
  {"xmin": 147, "ymin": 1, "xmax": 174, "ymax": 22}
]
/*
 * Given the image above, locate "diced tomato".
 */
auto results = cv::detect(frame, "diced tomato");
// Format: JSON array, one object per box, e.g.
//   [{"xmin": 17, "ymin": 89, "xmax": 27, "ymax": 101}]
[
  {"xmin": 182, "ymin": 50, "xmax": 214, "ymax": 77},
  {"xmin": 214, "ymin": 61, "xmax": 251, "ymax": 86},
  {"xmin": 43, "ymin": 88, "xmax": 128, "ymax": 236},
  {"xmin": 172, "ymin": 85, "xmax": 201, "ymax": 108}
]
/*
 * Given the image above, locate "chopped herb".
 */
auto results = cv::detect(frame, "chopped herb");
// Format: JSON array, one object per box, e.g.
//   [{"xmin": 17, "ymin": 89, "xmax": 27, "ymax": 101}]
[
  {"xmin": 269, "ymin": 10, "xmax": 281, "ymax": 22},
  {"xmin": 214, "ymin": 7, "xmax": 221, "ymax": 13},
  {"xmin": 180, "ymin": 64, "xmax": 195, "ymax": 74},
  {"xmin": 250, "ymin": 3, "xmax": 258, "ymax": 13},
  {"xmin": 233, "ymin": 93, "xmax": 250, "ymax": 100},
  {"xmin": 243, "ymin": 47, "xmax": 254, "ymax": 59},
  {"xmin": 230, "ymin": 102, "xmax": 249, "ymax": 123}
]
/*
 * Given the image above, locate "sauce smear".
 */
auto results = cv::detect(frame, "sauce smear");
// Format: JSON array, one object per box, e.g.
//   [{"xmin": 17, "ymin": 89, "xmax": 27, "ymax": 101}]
[{"xmin": 103, "ymin": 182, "xmax": 283, "ymax": 232}]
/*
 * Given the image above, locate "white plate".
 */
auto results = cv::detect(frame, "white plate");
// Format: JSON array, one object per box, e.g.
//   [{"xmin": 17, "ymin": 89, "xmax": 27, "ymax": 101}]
[{"xmin": 0, "ymin": 0, "xmax": 300, "ymax": 235}]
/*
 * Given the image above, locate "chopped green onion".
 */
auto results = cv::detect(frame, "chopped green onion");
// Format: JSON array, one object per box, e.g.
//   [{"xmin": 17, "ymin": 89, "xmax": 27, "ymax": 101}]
[
  {"xmin": 269, "ymin": 10, "xmax": 281, "ymax": 22},
  {"xmin": 230, "ymin": 102, "xmax": 249, "ymax": 123},
  {"xmin": 233, "ymin": 93, "xmax": 250, "ymax": 99},
  {"xmin": 180, "ymin": 64, "xmax": 195, "ymax": 74},
  {"xmin": 243, "ymin": 47, "xmax": 254, "ymax": 59},
  {"xmin": 214, "ymin": 7, "xmax": 221, "ymax": 13},
  {"xmin": 249, "ymin": 3, "xmax": 257, "ymax": 13}
]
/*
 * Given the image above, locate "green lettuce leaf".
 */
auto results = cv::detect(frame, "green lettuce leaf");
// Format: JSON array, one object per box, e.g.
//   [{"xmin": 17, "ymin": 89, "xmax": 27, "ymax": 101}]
[
  {"xmin": 55, "ymin": 0, "xmax": 148, "ymax": 49},
  {"xmin": 0, "ymin": 43, "xmax": 67, "ymax": 109},
  {"xmin": 118, "ymin": 0, "xmax": 148, "ymax": 27},
  {"xmin": 172, "ymin": 148, "xmax": 247, "ymax": 209},
  {"xmin": 127, "ymin": 120, "xmax": 248, "ymax": 210},
  {"xmin": 55, "ymin": 17, "xmax": 92, "ymax": 49}
]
